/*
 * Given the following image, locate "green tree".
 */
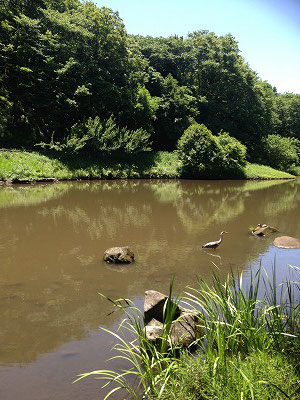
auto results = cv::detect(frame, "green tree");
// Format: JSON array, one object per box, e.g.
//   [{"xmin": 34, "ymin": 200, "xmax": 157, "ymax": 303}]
[
  {"xmin": 153, "ymin": 74, "xmax": 198, "ymax": 150},
  {"xmin": 261, "ymin": 134, "xmax": 299, "ymax": 171},
  {"xmin": 0, "ymin": 0, "xmax": 141, "ymax": 147},
  {"xmin": 274, "ymin": 93, "xmax": 300, "ymax": 139},
  {"xmin": 132, "ymin": 86, "xmax": 159, "ymax": 135},
  {"xmin": 185, "ymin": 32, "xmax": 277, "ymax": 144},
  {"xmin": 177, "ymin": 123, "xmax": 224, "ymax": 177}
]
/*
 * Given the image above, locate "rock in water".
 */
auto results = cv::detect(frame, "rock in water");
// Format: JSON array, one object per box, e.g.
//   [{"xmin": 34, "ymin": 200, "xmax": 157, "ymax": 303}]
[
  {"xmin": 103, "ymin": 246, "xmax": 134, "ymax": 263},
  {"xmin": 144, "ymin": 290, "xmax": 170, "ymax": 324},
  {"xmin": 144, "ymin": 318, "xmax": 163, "ymax": 344},
  {"xmin": 143, "ymin": 290, "xmax": 199, "ymax": 348},
  {"xmin": 170, "ymin": 311, "xmax": 198, "ymax": 347},
  {"xmin": 252, "ymin": 224, "xmax": 277, "ymax": 237},
  {"xmin": 273, "ymin": 236, "xmax": 300, "ymax": 249}
]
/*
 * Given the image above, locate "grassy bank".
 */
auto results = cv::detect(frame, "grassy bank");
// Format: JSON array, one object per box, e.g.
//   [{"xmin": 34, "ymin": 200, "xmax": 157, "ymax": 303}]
[
  {"xmin": 243, "ymin": 163, "xmax": 296, "ymax": 179},
  {"xmin": 77, "ymin": 267, "xmax": 300, "ymax": 400},
  {"xmin": 0, "ymin": 149, "xmax": 295, "ymax": 182}
]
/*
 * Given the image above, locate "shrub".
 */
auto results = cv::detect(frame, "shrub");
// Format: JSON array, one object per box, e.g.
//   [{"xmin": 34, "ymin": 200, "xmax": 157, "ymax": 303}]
[
  {"xmin": 85, "ymin": 115, "xmax": 152, "ymax": 154},
  {"xmin": 216, "ymin": 131, "xmax": 247, "ymax": 170},
  {"xmin": 177, "ymin": 123, "xmax": 223, "ymax": 177},
  {"xmin": 37, "ymin": 115, "xmax": 152, "ymax": 155},
  {"xmin": 261, "ymin": 134, "xmax": 299, "ymax": 171}
]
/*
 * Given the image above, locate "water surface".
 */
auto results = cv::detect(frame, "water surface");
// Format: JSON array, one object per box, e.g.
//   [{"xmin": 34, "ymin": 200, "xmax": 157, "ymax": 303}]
[{"xmin": 0, "ymin": 179, "xmax": 299, "ymax": 399}]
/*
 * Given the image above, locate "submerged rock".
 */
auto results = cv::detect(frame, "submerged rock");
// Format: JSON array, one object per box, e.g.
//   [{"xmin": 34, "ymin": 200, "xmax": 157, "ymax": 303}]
[
  {"xmin": 103, "ymin": 246, "xmax": 134, "ymax": 263},
  {"xmin": 273, "ymin": 236, "xmax": 300, "ymax": 249}
]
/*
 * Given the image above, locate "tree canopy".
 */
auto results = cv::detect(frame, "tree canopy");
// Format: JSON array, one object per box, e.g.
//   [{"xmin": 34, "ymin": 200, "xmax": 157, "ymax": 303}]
[{"xmin": 0, "ymin": 0, "xmax": 299, "ymax": 161}]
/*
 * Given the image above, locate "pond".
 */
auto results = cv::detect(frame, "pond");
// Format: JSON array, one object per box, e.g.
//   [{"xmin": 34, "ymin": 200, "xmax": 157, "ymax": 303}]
[{"xmin": 0, "ymin": 179, "xmax": 299, "ymax": 400}]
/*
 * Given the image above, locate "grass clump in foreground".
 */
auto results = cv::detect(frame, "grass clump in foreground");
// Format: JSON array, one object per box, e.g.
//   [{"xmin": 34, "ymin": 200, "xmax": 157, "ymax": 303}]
[
  {"xmin": 156, "ymin": 350, "xmax": 298, "ymax": 400},
  {"xmin": 0, "ymin": 149, "xmax": 296, "ymax": 182},
  {"xmin": 76, "ymin": 267, "xmax": 300, "ymax": 400}
]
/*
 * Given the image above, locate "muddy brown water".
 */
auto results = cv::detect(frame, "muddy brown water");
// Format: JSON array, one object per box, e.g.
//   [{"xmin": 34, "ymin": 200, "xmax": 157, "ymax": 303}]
[{"xmin": 0, "ymin": 179, "xmax": 299, "ymax": 400}]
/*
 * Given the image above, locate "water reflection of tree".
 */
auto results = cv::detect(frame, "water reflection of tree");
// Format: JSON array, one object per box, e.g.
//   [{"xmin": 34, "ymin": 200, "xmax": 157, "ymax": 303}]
[
  {"xmin": 263, "ymin": 180, "xmax": 299, "ymax": 217},
  {"xmin": 0, "ymin": 183, "xmax": 68, "ymax": 208},
  {"xmin": 177, "ymin": 189, "xmax": 244, "ymax": 234},
  {"xmin": 150, "ymin": 179, "xmax": 299, "ymax": 235}
]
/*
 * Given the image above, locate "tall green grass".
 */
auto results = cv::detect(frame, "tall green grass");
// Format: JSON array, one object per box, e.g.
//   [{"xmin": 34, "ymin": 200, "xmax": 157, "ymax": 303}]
[
  {"xmin": 76, "ymin": 266, "xmax": 300, "ymax": 399},
  {"xmin": 184, "ymin": 266, "xmax": 300, "ymax": 359}
]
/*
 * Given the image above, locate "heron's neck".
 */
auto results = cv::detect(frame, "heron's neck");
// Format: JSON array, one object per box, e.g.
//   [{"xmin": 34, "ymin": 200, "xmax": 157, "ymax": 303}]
[{"xmin": 219, "ymin": 234, "xmax": 224, "ymax": 243}]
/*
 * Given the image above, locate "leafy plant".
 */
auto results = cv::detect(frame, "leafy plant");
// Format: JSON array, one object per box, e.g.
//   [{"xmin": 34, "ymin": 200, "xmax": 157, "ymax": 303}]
[
  {"xmin": 81, "ymin": 115, "xmax": 152, "ymax": 154},
  {"xmin": 36, "ymin": 115, "xmax": 152, "ymax": 155}
]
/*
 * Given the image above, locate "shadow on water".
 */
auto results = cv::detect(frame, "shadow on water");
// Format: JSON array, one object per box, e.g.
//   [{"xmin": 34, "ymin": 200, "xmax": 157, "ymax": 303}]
[{"xmin": 0, "ymin": 178, "xmax": 299, "ymax": 400}]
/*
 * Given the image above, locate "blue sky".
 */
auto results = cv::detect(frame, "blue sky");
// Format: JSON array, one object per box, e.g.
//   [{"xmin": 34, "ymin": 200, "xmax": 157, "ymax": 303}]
[{"xmin": 94, "ymin": 0, "xmax": 300, "ymax": 94}]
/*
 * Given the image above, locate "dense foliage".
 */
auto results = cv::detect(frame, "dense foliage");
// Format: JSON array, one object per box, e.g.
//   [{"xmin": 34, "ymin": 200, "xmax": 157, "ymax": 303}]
[
  {"xmin": 177, "ymin": 123, "xmax": 223, "ymax": 177},
  {"xmin": 38, "ymin": 115, "xmax": 152, "ymax": 154},
  {"xmin": 217, "ymin": 131, "xmax": 247, "ymax": 171},
  {"xmin": 177, "ymin": 124, "xmax": 246, "ymax": 177},
  {"xmin": 0, "ymin": 0, "xmax": 299, "ymax": 169},
  {"xmin": 260, "ymin": 134, "xmax": 299, "ymax": 171}
]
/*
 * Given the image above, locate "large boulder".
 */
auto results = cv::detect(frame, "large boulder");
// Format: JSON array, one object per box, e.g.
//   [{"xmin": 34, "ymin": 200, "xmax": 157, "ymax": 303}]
[
  {"xmin": 103, "ymin": 246, "xmax": 134, "ymax": 263},
  {"xmin": 273, "ymin": 236, "xmax": 300, "ymax": 249},
  {"xmin": 143, "ymin": 290, "xmax": 199, "ymax": 348}
]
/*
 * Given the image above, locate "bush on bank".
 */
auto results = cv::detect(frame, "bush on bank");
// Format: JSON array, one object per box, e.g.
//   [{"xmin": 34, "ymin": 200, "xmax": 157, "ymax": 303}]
[
  {"xmin": 177, "ymin": 123, "xmax": 248, "ymax": 178},
  {"xmin": 217, "ymin": 131, "xmax": 247, "ymax": 169},
  {"xmin": 177, "ymin": 123, "xmax": 224, "ymax": 177},
  {"xmin": 37, "ymin": 115, "xmax": 152, "ymax": 155},
  {"xmin": 260, "ymin": 134, "xmax": 299, "ymax": 171}
]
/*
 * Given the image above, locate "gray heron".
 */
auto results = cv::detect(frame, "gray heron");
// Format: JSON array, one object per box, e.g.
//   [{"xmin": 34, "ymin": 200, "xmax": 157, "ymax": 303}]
[{"xmin": 202, "ymin": 231, "xmax": 228, "ymax": 249}]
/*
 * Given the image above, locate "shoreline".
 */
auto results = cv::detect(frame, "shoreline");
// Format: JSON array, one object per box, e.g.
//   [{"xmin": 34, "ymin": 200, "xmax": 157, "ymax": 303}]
[{"xmin": 0, "ymin": 175, "xmax": 296, "ymax": 185}]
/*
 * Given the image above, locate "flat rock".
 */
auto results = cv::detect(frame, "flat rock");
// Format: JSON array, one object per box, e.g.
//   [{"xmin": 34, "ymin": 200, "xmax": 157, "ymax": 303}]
[
  {"xmin": 273, "ymin": 236, "xmax": 300, "ymax": 249},
  {"xmin": 103, "ymin": 246, "xmax": 134, "ymax": 263}
]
